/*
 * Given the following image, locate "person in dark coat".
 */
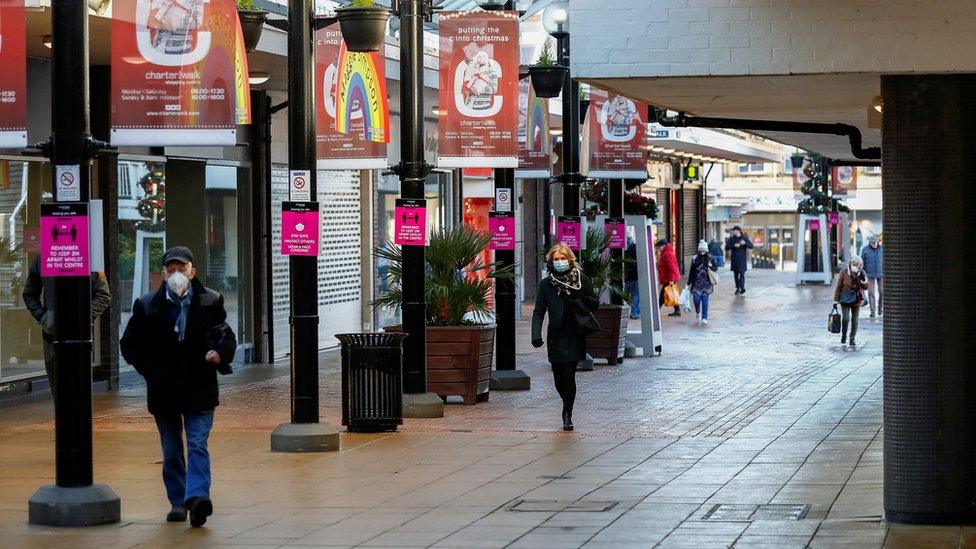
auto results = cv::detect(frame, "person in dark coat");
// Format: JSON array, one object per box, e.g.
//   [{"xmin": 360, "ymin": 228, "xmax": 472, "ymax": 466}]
[
  {"xmin": 725, "ymin": 226, "xmax": 754, "ymax": 295},
  {"xmin": 708, "ymin": 239, "xmax": 725, "ymax": 267},
  {"xmin": 120, "ymin": 246, "xmax": 237, "ymax": 527},
  {"xmin": 688, "ymin": 240, "xmax": 718, "ymax": 325},
  {"xmin": 21, "ymin": 256, "xmax": 112, "ymax": 394},
  {"xmin": 860, "ymin": 235, "xmax": 883, "ymax": 317},
  {"xmin": 624, "ymin": 240, "xmax": 639, "ymax": 319},
  {"xmin": 531, "ymin": 243, "xmax": 599, "ymax": 432}
]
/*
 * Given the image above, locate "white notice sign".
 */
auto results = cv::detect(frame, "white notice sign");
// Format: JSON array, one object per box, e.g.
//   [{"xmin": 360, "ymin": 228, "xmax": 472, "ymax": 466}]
[
  {"xmin": 289, "ymin": 170, "xmax": 312, "ymax": 201},
  {"xmin": 495, "ymin": 187, "xmax": 513, "ymax": 213},
  {"xmin": 56, "ymin": 165, "xmax": 81, "ymax": 201}
]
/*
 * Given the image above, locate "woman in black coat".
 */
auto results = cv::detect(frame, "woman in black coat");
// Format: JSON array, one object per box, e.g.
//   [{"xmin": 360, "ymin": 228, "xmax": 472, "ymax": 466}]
[{"xmin": 531, "ymin": 243, "xmax": 599, "ymax": 431}]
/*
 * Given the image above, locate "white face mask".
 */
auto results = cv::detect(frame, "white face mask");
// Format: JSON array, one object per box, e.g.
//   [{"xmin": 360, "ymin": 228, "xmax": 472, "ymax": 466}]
[
  {"xmin": 850, "ymin": 265, "xmax": 861, "ymax": 274},
  {"xmin": 552, "ymin": 260, "xmax": 571, "ymax": 273},
  {"xmin": 166, "ymin": 271, "xmax": 190, "ymax": 297}
]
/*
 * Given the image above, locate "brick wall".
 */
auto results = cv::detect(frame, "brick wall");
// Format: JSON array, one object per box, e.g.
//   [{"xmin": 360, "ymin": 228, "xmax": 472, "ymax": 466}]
[{"xmin": 571, "ymin": 0, "xmax": 976, "ymax": 79}]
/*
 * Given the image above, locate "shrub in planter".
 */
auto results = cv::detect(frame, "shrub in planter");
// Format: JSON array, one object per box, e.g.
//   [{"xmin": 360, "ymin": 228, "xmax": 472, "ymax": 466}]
[
  {"xmin": 335, "ymin": 0, "xmax": 391, "ymax": 53},
  {"xmin": 578, "ymin": 228, "xmax": 630, "ymax": 365},
  {"xmin": 236, "ymin": 0, "xmax": 268, "ymax": 53},
  {"xmin": 375, "ymin": 225, "xmax": 515, "ymax": 404},
  {"xmin": 528, "ymin": 39, "xmax": 566, "ymax": 99}
]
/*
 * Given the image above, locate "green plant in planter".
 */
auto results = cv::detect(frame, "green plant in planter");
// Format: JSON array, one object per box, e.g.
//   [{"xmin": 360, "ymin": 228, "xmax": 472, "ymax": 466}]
[
  {"xmin": 374, "ymin": 225, "xmax": 515, "ymax": 326},
  {"xmin": 236, "ymin": 0, "xmax": 254, "ymax": 9},
  {"xmin": 576, "ymin": 228, "xmax": 630, "ymax": 305},
  {"xmin": 535, "ymin": 39, "xmax": 556, "ymax": 67},
  {"xmin": 350, "ymin": 0, "xmax": 375, "ymax": 6}
]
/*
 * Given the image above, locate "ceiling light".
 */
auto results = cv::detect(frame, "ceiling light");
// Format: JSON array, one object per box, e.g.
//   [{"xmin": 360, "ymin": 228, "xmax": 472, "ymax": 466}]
[
  {"xmin": 549, "ymin": 128, "xmax": 563, "ymax": 136},
  {"xmin": 248, "ymin": 71, "xmax": 270, "ymax": 85},
  {"xmin": 871, "ymin": 96, "xmax": 883, "ymax": 113}
]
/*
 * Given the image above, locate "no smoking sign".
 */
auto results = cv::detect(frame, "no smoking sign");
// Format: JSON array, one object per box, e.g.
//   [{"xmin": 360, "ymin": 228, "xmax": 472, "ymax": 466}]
[
  {"xmin": 56, "ymin": 165, "xmax": 81, "ymax": 201},
  {"xmin": 495, "ymin": 188, "xmax": 512, "ymax": 212},
  {"xmin": 290, "ymin": 169, "xmax": 311, "ymax": 201}
]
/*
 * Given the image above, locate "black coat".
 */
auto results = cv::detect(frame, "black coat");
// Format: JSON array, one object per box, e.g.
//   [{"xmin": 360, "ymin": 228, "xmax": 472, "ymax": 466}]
[
  {"xmin": 120, "ymin": 278, "xmax": 237, "ymax": 415},
  {"xmin": 725, "ymin": 235, "xmax": 754, "ymax": 273},
  {"xmin": 531, "ymin": 276, "xmax": 599, "ymax": 364}
]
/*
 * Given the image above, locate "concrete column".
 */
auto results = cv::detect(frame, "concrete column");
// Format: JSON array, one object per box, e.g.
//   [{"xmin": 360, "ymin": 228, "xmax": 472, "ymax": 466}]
[{"xmin": 882, "ymin": 74, "xmax": 976, "ymax": 525}]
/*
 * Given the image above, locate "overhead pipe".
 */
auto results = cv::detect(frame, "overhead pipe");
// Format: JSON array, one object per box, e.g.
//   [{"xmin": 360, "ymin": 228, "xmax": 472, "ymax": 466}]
[{"xmin": 656, "ymin": 111, "xmax": 881, "ymax": 160}]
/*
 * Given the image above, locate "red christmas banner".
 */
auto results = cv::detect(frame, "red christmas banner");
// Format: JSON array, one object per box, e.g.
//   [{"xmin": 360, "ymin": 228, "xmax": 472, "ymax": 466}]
[
  {"xmin": 315, "ymin": 22, "xmax": 389, "ymax": 169},
  {"xmin": 516, "ymin": 77, "xmax": 551, "ymax": 178},
  {"xmin": 437, "ymin": 11, "xmax": 519, "ymax": 168},
  {"xmin": 581, "ymin": 88, "xmax": 648, "ymax": 179},
  {"xmin": 111, "ymin": 0, "xmax": 249, "ymax": 145},
  {"xmin": 0, "ymin": 0, "xmax": 26, "ymax": 148}
]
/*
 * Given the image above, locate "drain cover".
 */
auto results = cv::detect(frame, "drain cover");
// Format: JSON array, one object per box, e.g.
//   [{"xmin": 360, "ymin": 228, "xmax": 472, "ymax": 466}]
[
  {"xmin": 509, "ymin": 500, "xmax": 619, "ymax": 512},
  {"xmin": 702, "ymin": 504, "xmax": 810, "ymax": 521}
]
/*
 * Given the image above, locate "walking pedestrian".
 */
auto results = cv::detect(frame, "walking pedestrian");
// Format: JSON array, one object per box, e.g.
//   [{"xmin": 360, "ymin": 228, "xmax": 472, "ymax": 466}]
[
  {"xmin": 120, "ymin": 246, "xmax": 237, "ymax": 527},
  {"xmin": 860, "ymin": 235, "xmax": 883, "ymax": 318},
  {"xmin": 531, "ymin": 243, "xmax": 599, "ymax": 432},
  {"xmin": 22, "ymin": 256, "xmax": 112, "ymax": 395},
  {"xmin": 708, "ymin": 239, "xmax": 725, "ymax": 267},
  {"xmin": 725, "ymin": 226, "xmax": 754, "ymax": 295},
  {"xmin": 833, "ymin": 255, "xmax": 869, "ymax": 347},
  {"xmin": 688, "ymin": 240, "xmax": 718, "ymax": 325},
  {"xmin": 655, "ymin": 239, "xmax": 681, "ymax": 316},
  {"xmin": 624, "ymin": 239, "xmax": 640, "ymax": 319}
]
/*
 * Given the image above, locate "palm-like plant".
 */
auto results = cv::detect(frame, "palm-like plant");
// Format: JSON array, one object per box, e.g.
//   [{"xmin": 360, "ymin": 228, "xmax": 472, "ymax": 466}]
[
  {"xmin": 576, "ymin": 228, "xmax": 630, "ymax": 305},
  {"xmin": 0, "ymin": 236, "xmax": 22, "ymax": 265},
  {"xmin": 374, "ymin": 225, "xmax": 515, "ymax": 326}
]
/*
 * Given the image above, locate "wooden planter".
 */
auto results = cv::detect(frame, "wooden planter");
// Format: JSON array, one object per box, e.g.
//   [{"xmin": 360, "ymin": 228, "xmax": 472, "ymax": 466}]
[
  {"xmin": 385, "ymin": 324, "xmax": 495, "ymax": 405},
  {"xmin": 585, "ymin": 305, "xmax": 628, "ymax": 365}
]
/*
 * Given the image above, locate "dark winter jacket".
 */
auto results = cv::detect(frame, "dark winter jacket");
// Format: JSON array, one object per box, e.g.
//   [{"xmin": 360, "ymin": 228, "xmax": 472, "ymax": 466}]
[
  {"xmin": 860, "ymin": 244, "xmax": 883, "ymax": 279},
  {"xmin": 657, "ymin": 243, "xmax": 681, "ymax": 284},
  {"xmin": 624, "ymin": 243, "xmax": 638, "ymax": 283},
  {"xmin": 725, "ymin": 235, "xmax": 754, "ymax": 273},
  {"xmin": 120, "ymin": 277, "xmax": 237, "ymax": 415},
  {"xmin": 687, "ymin": 253, "xmax": 718, "ymax": 294},
  {"xmin": 834, "ymin": 269, "xmax": 869, "ymax": 305},
  {"xmin": 531, "ymin": 274, "xmax": 599, "ymax": 364}
]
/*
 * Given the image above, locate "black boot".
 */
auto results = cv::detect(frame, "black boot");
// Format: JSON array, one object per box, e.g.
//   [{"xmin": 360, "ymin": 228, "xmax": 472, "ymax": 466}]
[
  {"xmin": 562, "ymin": 408, "xmax": 574, "ymax": 431},
  {"xmin": 841, "ymin": 320, "xmax": 849, "ymax": 345}
]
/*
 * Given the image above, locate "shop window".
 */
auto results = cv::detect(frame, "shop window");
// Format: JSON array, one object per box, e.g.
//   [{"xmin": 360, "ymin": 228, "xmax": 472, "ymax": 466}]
[{"xmin": 737, "ymin": 162, "xmax": 768, "ymax": 175}]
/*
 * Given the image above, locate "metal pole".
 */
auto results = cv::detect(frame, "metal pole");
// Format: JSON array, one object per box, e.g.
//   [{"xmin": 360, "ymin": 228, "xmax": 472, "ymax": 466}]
[
  {"xmin": 557, "ymin": 34, "xmax": 581, "ymax": 216},
  {"xmin": 288, "ymin": 0, "xmax": 318, "ymax": 424},
  {"xmin": 493, "ymin": 168, "xmax": 517, "ymax": 368},
  {"xmin": 609, "ymin": 179, "xmax": 624, "ymax": 306}
]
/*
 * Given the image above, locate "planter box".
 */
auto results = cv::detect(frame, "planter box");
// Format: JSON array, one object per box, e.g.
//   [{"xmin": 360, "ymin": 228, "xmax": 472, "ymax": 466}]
[
  {"xmin": 585, "ymin": 305, "xmax": 627, "ymax": 365},
  {"xmin": 385, "ymin": 324, "xmax": 495, "ymax": 405}
]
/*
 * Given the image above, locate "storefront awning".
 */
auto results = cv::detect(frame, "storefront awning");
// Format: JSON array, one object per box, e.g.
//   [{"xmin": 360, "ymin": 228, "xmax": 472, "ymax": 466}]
[{"xmin": 647, "ymin": 124, "xmax": 785, "ymax": 164}]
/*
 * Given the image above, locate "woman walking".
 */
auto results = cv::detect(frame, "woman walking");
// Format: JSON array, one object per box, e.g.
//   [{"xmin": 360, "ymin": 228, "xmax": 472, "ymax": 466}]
[
  {"xmin": 688, "ymin": 240, "xmax": 718, "ymax": 324},
  {"xmin": 531, "ymin": 244, "xmax": 599, "ymax": 431},
  {"xmin": 834, "ymin": 255, "xmax": 869, "ymax": 347}
]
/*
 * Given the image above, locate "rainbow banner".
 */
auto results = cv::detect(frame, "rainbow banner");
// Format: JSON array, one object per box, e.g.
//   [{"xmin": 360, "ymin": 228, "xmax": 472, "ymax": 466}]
[
  {"xmin": 335, "ymin": 43, "xmax": 389, "ymax": 143},
  {"xmin": 516, "ymin": 77, "xmax": 551, "ymax": 178}
]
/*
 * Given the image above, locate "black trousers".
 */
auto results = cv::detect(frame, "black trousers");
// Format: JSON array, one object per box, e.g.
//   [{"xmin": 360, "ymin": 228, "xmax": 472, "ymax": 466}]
[
  {"xmin": 733, "ymin": 271, "xmax": 746, "ymax": 291},
  {"xmin": 551, "ymin": 361, "xmax": 577, "ymax": 414}
]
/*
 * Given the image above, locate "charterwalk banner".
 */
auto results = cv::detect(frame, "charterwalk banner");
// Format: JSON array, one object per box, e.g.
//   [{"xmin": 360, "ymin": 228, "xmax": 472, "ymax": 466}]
[
  {"xmin": 0, "ymin": 0, "xmax": 26, "ymax": 148},
  {"xmin": 111, "ymin": 0, "xmax": 250, "ymax": 145},
  {"xmin": 437, "ymin": 11, "xmax": 519, "ymax": 168},
  {"xmin": 516, "ymin": 78, "xmax": 550, "ymax": 178},
  {"xmin": 581, "ymin": 88, "xmax": 648, "ymax": 179},
  {"xmin": 315, "ymin": 22, "xmax": 389, "ymax": 170}
]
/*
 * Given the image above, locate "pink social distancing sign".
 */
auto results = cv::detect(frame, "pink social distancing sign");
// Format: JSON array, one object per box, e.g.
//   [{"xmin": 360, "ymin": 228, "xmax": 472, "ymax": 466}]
[{"xmin": 40, "ymin": 203, "xmax": 90, "ymax": 277}]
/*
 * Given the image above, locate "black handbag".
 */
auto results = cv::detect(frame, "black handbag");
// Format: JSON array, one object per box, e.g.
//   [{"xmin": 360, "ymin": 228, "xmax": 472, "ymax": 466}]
[
  {"xmin": 827, "ymin": 304, "xmax": 842, "ymax": 334},
  {"xmin": 568, "ymin": 297, "xmax": 602, "ymax": 336}
]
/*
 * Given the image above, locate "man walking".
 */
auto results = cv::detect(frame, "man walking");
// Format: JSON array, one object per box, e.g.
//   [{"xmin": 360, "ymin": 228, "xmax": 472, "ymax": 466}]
[
  {"xmin": 121, "ymin": 246, "xmax": 236, "ymax": 527},
  {"xmin": 861, "ymin": 235, "xmax": 883, "ymax": 317},
  {"xmin": 725, "ymin": 226, "xmax": 754, "ymax": 295},
  {"xmin": 22, "ymin": 256, "xmax": 112, "ymax": 394}
]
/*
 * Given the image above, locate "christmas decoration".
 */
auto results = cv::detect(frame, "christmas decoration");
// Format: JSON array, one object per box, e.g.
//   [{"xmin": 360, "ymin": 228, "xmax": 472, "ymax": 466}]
[
  {"xmin": 136, "ymin": 164, "xmax": 166, "ymax": 231},
  {"xmin": 582, "ymin": 180, "xmax": 658, "ymax": 219},
  {"xmin": 795, "ymin": 153, "xmax": 849, "ymax": 216}
]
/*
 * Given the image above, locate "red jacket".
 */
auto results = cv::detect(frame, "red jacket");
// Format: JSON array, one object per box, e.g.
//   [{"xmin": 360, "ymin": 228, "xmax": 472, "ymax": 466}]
[{"xmin": 657, "ymin": 244, "xmax": 681, "ymax": 284}]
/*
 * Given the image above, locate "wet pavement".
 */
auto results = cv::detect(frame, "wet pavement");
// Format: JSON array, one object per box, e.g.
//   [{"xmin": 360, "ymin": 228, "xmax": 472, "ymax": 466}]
[{"xmin": 0, "ymin": 269, "xmax": 965, "ymax": 547}]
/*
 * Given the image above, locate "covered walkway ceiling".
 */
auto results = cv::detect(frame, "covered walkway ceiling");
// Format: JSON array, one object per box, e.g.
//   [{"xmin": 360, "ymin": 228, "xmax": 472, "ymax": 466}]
[{"xmin": 586, "ymin": 73, "xmax": 881, "ymax": 162}]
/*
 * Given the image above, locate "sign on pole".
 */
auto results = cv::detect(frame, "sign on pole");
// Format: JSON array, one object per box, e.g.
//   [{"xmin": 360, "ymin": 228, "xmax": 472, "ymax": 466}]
[
  {"xmin": 488, "ymin": 211, "xmax": 515, "ymax": 250},
  {"xmin": 394, "ymin": 198, "xmax": 427, "ymax": 246},
  {"xmin": 437, "ymin": 11, "xmax": 519, "ymax": 168},
  {"xmin": 581, "ymin": 88, "xmax": 648, "ymax": 179},
  {"xmin": 0, "ymin": 0, "xmax": 26, "ymax": 148},
  {"xmin": 556, "ymin": 215, "xmax": 582, "ymax": 251},
  {"xmin": 281, "ymin": 202, "xmax": 320, "ymax": 256},
  {"xmin": 605, "ymin": 217, "xmax": 626, "ymax": 249},
  {"xmin": 55, "ymin": 165, "xmax": 81, "ymax": 202},
  {"xmin": 516, "ymin": 78, "xmax": 551, "ymax": 178},
  {"xmin": 40, "ymin": 203, "xmax": 90, "ymax": 277},
  {"xmin": 289, "ymin": 169, "xmax": 311, "ymax": 202}
]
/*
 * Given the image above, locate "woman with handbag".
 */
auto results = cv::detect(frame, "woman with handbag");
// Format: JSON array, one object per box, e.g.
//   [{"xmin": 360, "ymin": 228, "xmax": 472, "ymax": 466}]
[
  {"xmin": 688, "ymin": 240, "xmax": 719, "ymax": 325},
  {"xmin": 834, "ymin": 255, "xmax": 869, "ymax": 347},
  {"xmin": 531, "ymin": 243, "xmax": 600, "ymax": 431}
]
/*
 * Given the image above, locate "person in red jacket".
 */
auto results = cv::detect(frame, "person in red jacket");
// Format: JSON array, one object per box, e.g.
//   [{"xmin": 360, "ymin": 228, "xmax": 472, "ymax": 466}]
[{"xmin": 655, "ymin": 239, "xmax": 681, "ymax": 317}]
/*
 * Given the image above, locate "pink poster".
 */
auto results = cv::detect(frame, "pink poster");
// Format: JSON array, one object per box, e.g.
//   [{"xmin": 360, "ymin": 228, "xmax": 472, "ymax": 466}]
[
  {"xmin": 808, "ymin": 219, "xmax": 820, "ymax": 231},
  {"xmin": 281, "ymin": 202, "xmax": 319, "ymax": 256},
  {"xmin": 828, "ymin": 212, "xmax": 840, "ymax": 226},
  {"xmin": 40, "ymin": 203, "xmax": 90, "ymax": 277},
  {"xmin": 556, "ymin": 215, "xmax": 582, "ymax": 251},
  {"xmin": 394, "ymin": 198, "xmax": 426, "ymax": 246},
  {"xmin": 605, "ymin": 217, "xmax": 625, "ymax": 249},
  {"xmin": 488, "ymin": 211, "xmax": 515, "ymax": 251}
]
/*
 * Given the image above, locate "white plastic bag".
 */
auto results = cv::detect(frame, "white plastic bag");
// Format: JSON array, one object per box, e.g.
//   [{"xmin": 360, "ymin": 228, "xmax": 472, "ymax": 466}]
[{"xmin": 679, "ymin": 286, "xmax": 693, "ymax": 312}]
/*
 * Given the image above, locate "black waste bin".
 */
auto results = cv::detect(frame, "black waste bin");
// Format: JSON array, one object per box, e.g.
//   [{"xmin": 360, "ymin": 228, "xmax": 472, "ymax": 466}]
[{"xmin": 335, "ymin": 333, "xmax": 407, "ymax": 432}]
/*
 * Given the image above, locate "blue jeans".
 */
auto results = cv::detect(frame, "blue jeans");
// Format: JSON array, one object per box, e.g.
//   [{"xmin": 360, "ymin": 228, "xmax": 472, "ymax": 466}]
[
  {"xmin": 154, "ymin": 411, "xmax": 214, "ymax": 507},
  {"xmin": 625, "ymin": 281, "xmax": 640, "ymax": 318},
  {"xmin": 693, "ymin": 292, "xmax": 710, "ymax": 319}
]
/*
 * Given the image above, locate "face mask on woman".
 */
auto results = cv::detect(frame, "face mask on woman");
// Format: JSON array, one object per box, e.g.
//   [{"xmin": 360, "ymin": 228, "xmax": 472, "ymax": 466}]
[
  {"xmin": 850, "ymin": 265, "xmax": 861, "ymax": 274},
  {"xmin": 552, "ymin": 260, "xmax": 571, "ymax": 273}
]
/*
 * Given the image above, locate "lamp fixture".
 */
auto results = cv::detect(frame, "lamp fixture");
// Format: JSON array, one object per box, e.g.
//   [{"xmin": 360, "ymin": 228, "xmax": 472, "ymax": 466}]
[
  {"xmin": 42, "ymin": 35, "xmax": 52, "ymax": 49},
  {"xmin": 871, "ymin": 96, "xmax": 883, "ymax": 113},
  {"xmin": 542, "ymin": 0, "xmax": 569, "ymax": 38},
  {"xmin": 549, "ymin": 128, "xmax": 563, "ymax": 136},
  {"xmin": 248, "ymin": 71, "xmax": 270, "ymax": 85},
  {"xmin": 475, "ymin": 0, "xmax": 506, "ymax": 10}
]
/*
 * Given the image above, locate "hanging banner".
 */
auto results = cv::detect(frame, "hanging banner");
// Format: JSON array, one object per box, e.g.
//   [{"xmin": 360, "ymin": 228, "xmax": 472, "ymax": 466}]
[
  {"xmin": 831, "ymin": 165, "xmax": 857, "ymax": 197},
  {"xmin": 556, "ymin": 215, "xmax": 582, "ymax": 251},
  {"xmin": 605, "ymin": 217, "xmax": 626, "ymax": 249},
  {"xmin": 0, "ymin": 0, "xmax": 27, "ymax": 148},
  {"xmin": 516, "ymin": 78, "xmax": 551, "ymax": 178},
  {"xmin": 488, "ymin": 211, "xmax": 515, "ymax": 251},
  {"xmin": 40, "ymin": 203, "xmax": 90, "ymax": 277},
  {"xmin": 281, "ymin": 202, "xmax": 320, "ymax": 256},
  {"xmin": 581, "ymin": 88, "xmax": 648, "ymax": 179},
  {"xmin": 315, "ymin": 22, "xmax": 390, "ymax": 170},
  {"xmin": 394, "ymin": 198, "xmax": 426, "ymax": 246},
  {"xmin": 111, "ymin": 0, "xmax": 249, "ymax": 145},
  {"xmin": 437, "ymin": 11, "xmax": 519, "ymax": 168}
]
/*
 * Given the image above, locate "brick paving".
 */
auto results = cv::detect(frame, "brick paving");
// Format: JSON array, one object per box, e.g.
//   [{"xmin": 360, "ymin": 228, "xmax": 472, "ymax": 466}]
[{"xmin": 1, "ymin": 269, "xmax": 967, "ymax": 547}]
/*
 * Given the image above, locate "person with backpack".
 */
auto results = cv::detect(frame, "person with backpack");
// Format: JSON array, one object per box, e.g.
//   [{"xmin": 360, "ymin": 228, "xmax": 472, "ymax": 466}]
[
  {"xmin": 688, "ymin": 240, "xmax": 719, "ymax": 325},
  {"xmin": 833, "ymin": 255, "xmax": 869, "ymax": 347}
]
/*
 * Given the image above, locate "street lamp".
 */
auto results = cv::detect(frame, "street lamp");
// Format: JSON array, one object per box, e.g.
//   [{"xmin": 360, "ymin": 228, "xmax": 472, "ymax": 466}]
[{"xmin": 542, "ymin": 0, "xmax": 569, "ymax": 38}]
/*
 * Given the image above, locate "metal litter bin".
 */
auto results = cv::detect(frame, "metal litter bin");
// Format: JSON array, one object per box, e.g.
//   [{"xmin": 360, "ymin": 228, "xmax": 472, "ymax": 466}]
[{"xmin": 335, "ymin": 333, "xmax": 407, "ymax": 432}]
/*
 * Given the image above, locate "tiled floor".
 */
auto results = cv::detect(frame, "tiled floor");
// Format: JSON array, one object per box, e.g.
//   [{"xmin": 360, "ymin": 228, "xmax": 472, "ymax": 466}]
[{"xmin": 0, "ymin": 270, "xmax": 964, "ymax": 547}]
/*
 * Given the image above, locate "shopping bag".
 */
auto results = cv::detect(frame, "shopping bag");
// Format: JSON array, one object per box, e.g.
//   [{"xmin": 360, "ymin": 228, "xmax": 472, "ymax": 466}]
[
  {"xmin": 827, "ymin": 304, "xmax": 842, "ymax": 334},
  {"xmin": 679, "ymin": 286, "xmax": 693, "ymax": 312},
  {"xmin": 663, "ymin": 283, "xmax": 680, "ymax": 307}
]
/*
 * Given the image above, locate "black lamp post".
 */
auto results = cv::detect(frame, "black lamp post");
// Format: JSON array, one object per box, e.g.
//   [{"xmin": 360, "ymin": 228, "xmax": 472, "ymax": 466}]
[
  {"xmin": 28, "ymin": 0, "xmax": 120, "ymax": 526},
  {"xmin": 542, "ymin": 0, "xmax": 582, "ymax": 218}
]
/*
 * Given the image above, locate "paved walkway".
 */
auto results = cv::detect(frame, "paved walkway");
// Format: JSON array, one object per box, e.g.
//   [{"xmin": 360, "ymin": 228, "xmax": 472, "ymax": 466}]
[{"xmin": 0, "ymin": 270, "xmax": 965, "ymax": 547}]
